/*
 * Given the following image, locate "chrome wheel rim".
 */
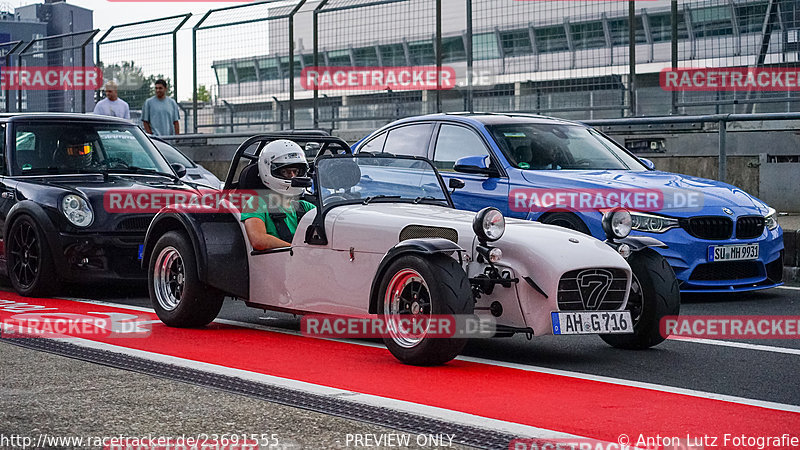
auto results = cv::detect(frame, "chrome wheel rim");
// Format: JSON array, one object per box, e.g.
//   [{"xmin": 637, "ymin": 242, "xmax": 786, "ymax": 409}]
[
  {"xmin": 154, "ymin": 246, "xmax": 184, "ymax": 312},
  {"xmin": 9, "ymin": 221, "xmax": 41, "ymax": 289},
  {"xmin": 628, "ymin": 273, "xmax": 644, "ymax": 325},
  {"xmin": 383, "ymin": 268, "xmax": 431, "ymax": 349}
]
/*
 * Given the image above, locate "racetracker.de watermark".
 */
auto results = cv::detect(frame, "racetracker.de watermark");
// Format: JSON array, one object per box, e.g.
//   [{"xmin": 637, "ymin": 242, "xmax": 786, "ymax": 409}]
[
  {"xmin": 301, "ymin": 315, "xmax": 496, "ymax": 339},
  {"xmin": 660, "ymin": 68, "xmax": 800, "ymax": 91},
  {"xmin": 0, "ymin": 67, "xmax": 103, "ymax": 90},
  {"xmin": 300, "ymin": 66, "xmax": 456, "ymax": 91},
  {"xmin": 660, "ymin": 315, "xmax": 800, "ymax": 340},
  {"xmin": 103, "ymin": 189, "xmax": 268, "ymax": 214},
  {"xmin": 510, "ymin": 188, "xmax": 704, "ymax": 213},
  {"xmin": 1, "ymin": 312, "xmax": 152, "ymax": 339}
]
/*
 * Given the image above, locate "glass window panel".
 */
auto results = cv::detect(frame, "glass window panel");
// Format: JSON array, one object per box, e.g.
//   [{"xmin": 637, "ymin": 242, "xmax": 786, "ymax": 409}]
[
  {"xmin": 736, "ymin": 2, "xmax": 769, "ymax": 34},
  {"xmin": 571, "ymin": 21, "xmax": 606, "ymax": 49},
  {"xmin": 608, "ymin": 17, "xmax": 648, "ymax": 45},
  {"xmin": 327, "ymin": 49, "xmax": 352, "ymax": 66},
  {"xmin": 353, "ymin": 46, "xmax": 380, "ymax": 66},
  {"xmin": 379, "ymin": 43, "xmax": 407, "ymax": 66},
  {"xmin": 473, "ymin": 32, "xmax": 500, "ymax": 60},
  {"xmin": 257, "ymin": 58, "xmax": 280, "ymax": 81},
  {"xmin": 408, "ymin": 40, "xmax": 436, "ymax": 65},
  {"xmin": 500, "ymin": 29, "xmax": 533, "ymax": 56},
  {"xmin": 441, "ymin": 36, "xmax": 466, "ymax": 62},
  {"xmin": 236, "ymin": 61, "xmax": 257, "ymax": 83},
  {"xmin": 534, "ymin": 26, "xmax": 569, "ymax": 53},
  {"xmin": 648, "ymin": 12, "xmax": 690, "ymax": 42},
  {"xmin": 691, "ymin": 6, "xmax": 734, "ymax": 38}
]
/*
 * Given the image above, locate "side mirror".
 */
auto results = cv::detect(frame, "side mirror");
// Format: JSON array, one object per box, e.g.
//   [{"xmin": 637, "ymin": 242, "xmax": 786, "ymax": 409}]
[
  {"xmin": 449, "ymin": 178, "xmax": 466, "ymax": 190},
  {"xmin": 453, "ymin": 155, "xmax": 499, "ymax": 177},
  {"xmin": 171, "ymin": 163, "xmax": 187, "ymax": 178},
  {"xmin": 639, "ymin": 158, "xmax": 656, "ymax": 170},
  {"xmin": 290, "ymin": 176, "xmax": 313, "ymax": 188}
]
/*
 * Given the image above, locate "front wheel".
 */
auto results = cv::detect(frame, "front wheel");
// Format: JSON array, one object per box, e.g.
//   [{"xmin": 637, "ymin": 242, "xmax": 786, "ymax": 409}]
[
  {"xmin": 6, "ymin": 215, "xmax": 59, "ymax": 297},
  {"xmin": 149, "ymin": 231, "xmax": 224, "ymax": 327},
  {"xmin": 377, "ymin": 254, "xmax": 473, "ymax": 366},
  {"xmin": 600, "ymin": 249, "xmax": 680, "ymax": 349}
]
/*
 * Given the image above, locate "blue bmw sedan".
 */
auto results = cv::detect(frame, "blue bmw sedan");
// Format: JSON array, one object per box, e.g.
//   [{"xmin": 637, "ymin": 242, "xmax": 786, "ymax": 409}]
[{"xmin": 353, "ymin": 113, "xmax": 784, "ymax": 293}]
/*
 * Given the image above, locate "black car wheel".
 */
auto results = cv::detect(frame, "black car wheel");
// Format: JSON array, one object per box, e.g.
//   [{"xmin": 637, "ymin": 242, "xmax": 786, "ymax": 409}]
[
  {"xmin": 149, "ymin": 231, "xmax": 224, "ymax": 327},
  {"xmin": 540, "ymin": 212, "xmax": 591, "ymax": 235},
  {"xmin": 600, "ymin": 249, "xmax": 680, "ymax": 349},
  {"xmin": 6, "ymin": 215, "xmax": 58, "ymax": 297},
  {"xmin": 377, "ymin": 254, "xmax": 473, "ymax": 366}
]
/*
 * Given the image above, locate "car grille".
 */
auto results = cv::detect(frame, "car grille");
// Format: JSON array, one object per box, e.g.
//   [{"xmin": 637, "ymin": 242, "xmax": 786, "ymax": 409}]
[
  {"xmin": 680, "ymin": 216, "xmax": 733, "ymax": 240},
  {"xmin": 115, "ymin": 216, "xmax": 152, "ymax": 232},
  {"xmin": 689, "ymin": 261, "xmax": 764, "ymax": 281},
  {"xmin": 399, "ymin": 225, "xmax": 458, "ymax": 243},
  {"xmin": 557, "ymin": 268, "xmax": 628, "ymax": 311},
  {"xmin": 736, "ymin": 216, "xmax": 765, "ymax": 239}
]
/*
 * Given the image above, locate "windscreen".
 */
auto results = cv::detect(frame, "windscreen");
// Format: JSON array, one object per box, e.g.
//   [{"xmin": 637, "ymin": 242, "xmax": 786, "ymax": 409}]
[
  {"xmin": 315, "ymin": 156, "xmax": 449, "ymax": 207},
  {"xmin": 488, "ymin": 123, "xmax": 647, "ymax": 171},
  {"xmin": 11, "ymin": 122, "xmax": 173, "ymax": 176}
]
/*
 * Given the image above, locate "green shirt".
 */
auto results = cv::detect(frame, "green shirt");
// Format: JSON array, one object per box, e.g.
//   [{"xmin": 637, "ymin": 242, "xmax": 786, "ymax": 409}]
[{"xmin": 241, "ymin": 197, "xmax": 316, "ymax": 239}]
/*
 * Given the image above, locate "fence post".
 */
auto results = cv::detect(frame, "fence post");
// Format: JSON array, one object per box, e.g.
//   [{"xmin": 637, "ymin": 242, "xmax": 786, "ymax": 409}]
[
  {"xmin": 313, "ymin": 1, "xmax": 329, "ymax": 130},
  {"xmin": 193, "ymin": 11, "xmax": 213, "ymax": 134},
  {"xmin": 718, "ymin": 118, "xmax": 727, "ymax": 183},
  {"xmin": 288, "ymin": 1, "xmax": 308, "ymax": 130},
  {"xmin": 436, "ymin": 0, "xmax": 442, "ymax": 113},
  {"xmin": 173, "ymin": 15, "xmax": 193, "ymax": 103},
  {"xmin": 670, "ymin": 0, "xmax": 678, "ymax": 115},
  {"xmin": 465, "ymin": 0, "xmax": 473, "ymax": 113},
  {"xmin": 628, "ymin": 0, "xmax": 636, "ymax": 117}
]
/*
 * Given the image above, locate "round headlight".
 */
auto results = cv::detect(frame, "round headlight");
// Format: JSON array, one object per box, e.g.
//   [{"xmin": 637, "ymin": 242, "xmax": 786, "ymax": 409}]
[
  {"xmin": 473, "ymin": 207, "xmax": 505, "ymax": 242},
  {"xmin": 61, "ymin": 194, "xmax": 93, "ymax": 227},
  {"xmin": 602, "ymin": 209, "xmax": 631, "ymax": 239}
]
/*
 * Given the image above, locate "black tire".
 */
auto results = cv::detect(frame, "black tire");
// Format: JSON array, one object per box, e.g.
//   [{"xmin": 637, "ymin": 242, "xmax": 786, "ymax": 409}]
[
  {"xmin": 6, "ymin": 215, "xmax": 59, "ymax": 297},
  {"xmin": 377, "ymin": 254, "xmax": 473, "ymax": 366},
  {"xmin": 148, "ymin": 231, "xmax": 224, "ymax": 327},
  {"xmin": 600, "ymin": 248, "xmax": 680, "ymax": 349},
  {"xmin": 540, "ymin": 212, "xmax": 591, "ymax": 235}
]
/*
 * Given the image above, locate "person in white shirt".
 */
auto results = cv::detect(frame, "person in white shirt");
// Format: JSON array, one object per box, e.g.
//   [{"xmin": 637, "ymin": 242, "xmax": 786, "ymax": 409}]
[{"xmin": 93, "ymin": 81, "xmax": 130, "ymax": 120}]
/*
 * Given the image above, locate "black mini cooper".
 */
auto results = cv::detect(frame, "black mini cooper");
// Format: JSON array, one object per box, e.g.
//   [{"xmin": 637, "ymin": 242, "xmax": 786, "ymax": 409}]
[{"xmin": 0, "ymin": 113, "xmax": 196, "ymax": 297}]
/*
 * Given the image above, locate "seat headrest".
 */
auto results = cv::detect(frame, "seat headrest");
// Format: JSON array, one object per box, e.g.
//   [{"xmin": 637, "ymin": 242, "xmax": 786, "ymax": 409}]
[
  {"xmin": 238, "ymin": 163, "xmax": 265, "ymax": 190},
  {"xmin": 318, "ymin": 158, "xmax": 362, "ymax": 191}
]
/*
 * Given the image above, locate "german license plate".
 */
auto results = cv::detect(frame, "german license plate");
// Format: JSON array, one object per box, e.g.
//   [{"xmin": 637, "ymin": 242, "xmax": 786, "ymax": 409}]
[
  {"xmin": 552, "ymin": 311, "xmax": 632, "ymax": 335},
  {"xmin": 138, "ymin": 244, "xmax": 145, "ymax": 261},
  {"xmin": 708, "ymin": 243, "xmax": 758, "ymax": 262}
]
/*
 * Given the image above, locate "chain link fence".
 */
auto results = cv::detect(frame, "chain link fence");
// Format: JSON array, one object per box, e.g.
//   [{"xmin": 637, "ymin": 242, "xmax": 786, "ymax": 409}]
[
  {"xmin": 96, "ymin": 14, "xmax": 192, "ymax": 125},
  {"xmin": 192, "ymin": 0, "xmax": 307, "ymax": 133},
  {"xmin": 15, "ymin": 30, "xmax": 99, "ymax": 113},
  {"xmin": 1, "ymin": 40, "xmax": 24, "ymax": 112},
  {"xmin": 4, "ymin": 0, "xmax": 799, "ymax": 131}
]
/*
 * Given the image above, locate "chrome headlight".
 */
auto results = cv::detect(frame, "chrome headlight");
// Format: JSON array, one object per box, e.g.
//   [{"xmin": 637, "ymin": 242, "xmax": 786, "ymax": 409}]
[
  {"xmin": 473, "ymin": 207, "xmax": 505, "ymax": 242},
  {"xmin": 61, "ymin": 194, "xmax": 93, "ymax": 227},
  {"xmin": 764, "ymin": 207, "xmax": 778, "ymax": 230},
  {"xmin": 630, "ymin": 211, "xmax": 680, "ymax": 233},
  {"xmin": 602, "ymin": 209, "xmax": 632, "ymax": 239}
]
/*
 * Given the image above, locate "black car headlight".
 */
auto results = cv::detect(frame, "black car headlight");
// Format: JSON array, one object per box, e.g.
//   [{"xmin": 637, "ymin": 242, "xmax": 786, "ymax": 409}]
[
  {"xmin": 630, "ymin": 211, "xmax": 680, "ymax": 233},
  {"xmin": 764, "ymin": 207, "xmax": 778, "ymax": 230},
  {"xmin": 61, "ymin": 194, "xmax": 94, "ymax": 227},
  {"xmin": 473, "ymin": 207, "xmax": 505, "ymax": 242},
  {"xmin": 602, "ymin": 209, "xmax": 632, "ymax": 239}
]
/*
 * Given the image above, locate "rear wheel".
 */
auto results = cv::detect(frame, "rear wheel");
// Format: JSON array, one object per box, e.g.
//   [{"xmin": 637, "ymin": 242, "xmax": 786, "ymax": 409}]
[
  {"xmin": 540, "ymin": 212, "xmax": 591, "ymax": 235},
  {"xmin": 149, "ymin": 231, "xmax": 224, "ymax": 327},
  {"xmin": 377, "ymin": 254, "xmax": 472, "ymax": 366},
  {"xmin": 600, "ymin": 249, "xmax": 680, "ymax": 349},
  {"xmin": 6, "ymin": 215, "xmax": 58, "ymax": 297}
]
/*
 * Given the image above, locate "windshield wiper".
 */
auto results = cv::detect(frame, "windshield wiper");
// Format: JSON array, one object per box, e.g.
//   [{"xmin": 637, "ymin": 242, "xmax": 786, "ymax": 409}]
[
  {"xmin": 110, "ymin": 166, "xmax": 181, "ymax": 182},
  {"xmin": 362, "ymin": 195, "xmax": 401, "ymax": 205},
  {"xmin": 413, "ymin": 196, "xmax": 445, "ymax": 204}
]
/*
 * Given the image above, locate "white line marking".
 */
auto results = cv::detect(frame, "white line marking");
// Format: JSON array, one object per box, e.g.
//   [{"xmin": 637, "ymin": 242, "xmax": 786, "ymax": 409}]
[
  {"xmin": 34, "ymin": 335, "xmax": 585, "ymax": 441},
  {"xmin": 777, "ymin": 285, "xmax": 800, "ymax": 291},
  {"xmin": 669, "ymin": 336, "xmax": 800, "ymax": 356},
  {"xmin": 11, "ymin": 295, "xmax": 800, "ymax": 415}
]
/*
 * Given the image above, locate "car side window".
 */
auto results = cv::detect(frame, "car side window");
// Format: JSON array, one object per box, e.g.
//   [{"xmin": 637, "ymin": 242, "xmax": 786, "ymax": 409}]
[
  {"xmin": 360, "ymin": 132, "xmax": 387, "ymax": 153},
  {"xmin": 382, "ymin": 124, "xmax": 433, "ymax": 158},
  {"xmin": 433, "ymin": 124, "xmax": 490, "ymax": 171}
]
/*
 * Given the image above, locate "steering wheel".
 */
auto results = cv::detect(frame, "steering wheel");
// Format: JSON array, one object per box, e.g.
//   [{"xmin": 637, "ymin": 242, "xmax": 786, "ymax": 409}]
[{"xmin": 102, "ymin": 157, "xmax": 130, "ymax": 169}]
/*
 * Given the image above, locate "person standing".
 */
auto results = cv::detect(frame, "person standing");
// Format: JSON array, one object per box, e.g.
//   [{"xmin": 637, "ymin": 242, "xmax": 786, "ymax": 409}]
[
  {"xmin": 142, "ymin": 79, "xmax": 180, "ymax": 136},
  {"xmin": 93, "ymin": 81, "xmax": 130, "ymax": 119}
]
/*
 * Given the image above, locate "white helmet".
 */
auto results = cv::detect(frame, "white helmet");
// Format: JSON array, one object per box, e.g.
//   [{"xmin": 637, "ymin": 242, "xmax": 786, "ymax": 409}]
[{"xmin": 257, "ymin": 139, "xmax": 309, "ymax": 197}]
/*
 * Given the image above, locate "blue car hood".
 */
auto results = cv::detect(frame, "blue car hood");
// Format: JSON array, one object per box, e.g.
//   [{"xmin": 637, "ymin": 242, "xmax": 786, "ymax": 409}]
[{"xmin": 519, "ymin": 169, "xmax": 770, "ymax": 218}]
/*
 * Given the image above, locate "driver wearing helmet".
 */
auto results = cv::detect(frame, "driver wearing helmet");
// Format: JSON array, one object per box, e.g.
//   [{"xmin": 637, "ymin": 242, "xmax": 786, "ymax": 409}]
[
  {"xmin": 56, "ymin": 133, "xmax": 95, "ymax": 169},
  {"xmin": 241, "ymin": 140, "xmax": 316, "ymax": 250}
]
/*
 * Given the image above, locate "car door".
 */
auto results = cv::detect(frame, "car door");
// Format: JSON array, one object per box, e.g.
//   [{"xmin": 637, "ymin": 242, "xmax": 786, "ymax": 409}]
[
  {"xmin": 0, "ymin": 123, "xmax": 15, "ymax": 252},
  {"xmin": 431, "ymin": 123, "xmax": 509, "ymax": 214}
]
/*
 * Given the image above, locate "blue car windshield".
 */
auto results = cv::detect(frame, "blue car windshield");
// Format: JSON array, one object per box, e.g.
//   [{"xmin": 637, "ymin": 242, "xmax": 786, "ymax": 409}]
[
  {"xmin": 315, "ymin": 156, "xmax": 449, "ymax": 206},
  {"xmin": 488, "ymin": 124, "xmax": 647, "ymax": 171}
]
